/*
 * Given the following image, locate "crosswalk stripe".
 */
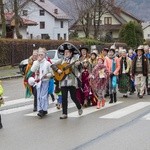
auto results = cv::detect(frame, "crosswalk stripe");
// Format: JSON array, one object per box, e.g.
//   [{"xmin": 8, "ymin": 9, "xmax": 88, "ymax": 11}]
[
  {"xmin": 142, "ymin": 113, "xmax": 150, "ymax": 120},
  {"xmin": 68, "ymin": 102, "xmax": 123, "ymax": 118},
  {"xmin": 100, "ymin": 102, "xmax": 150, "ymax": 119},
  {"xmin": 0, "ymin": 104, "xmax": 33, "ymax": 114},
  {"xmin": 1, "ymin": 98, "xmax": 33, "ymax": 107},
  {"xmin": 25, "ymin": 102, "xmax": 76, "ymax": 116}
]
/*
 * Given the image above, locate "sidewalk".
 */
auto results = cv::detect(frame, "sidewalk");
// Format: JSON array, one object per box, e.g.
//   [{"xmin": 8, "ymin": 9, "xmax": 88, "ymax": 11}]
[{"xmin": 0, "ymin": 66, "xmax": 22, "ymax": 80}]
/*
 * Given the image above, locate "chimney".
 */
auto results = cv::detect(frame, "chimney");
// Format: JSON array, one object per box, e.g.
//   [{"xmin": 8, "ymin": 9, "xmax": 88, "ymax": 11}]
[
  {"xmin": 115, "ymin": 7, "xmax": 121, "ymax": 15},
  {"xmin": 54, "ymin": 9, "xmax": 58, "ymax": 14}
]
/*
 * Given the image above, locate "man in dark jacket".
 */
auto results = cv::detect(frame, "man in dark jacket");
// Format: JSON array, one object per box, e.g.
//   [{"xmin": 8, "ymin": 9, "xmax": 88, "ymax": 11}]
[{"xmin": 132, "ymin": 45, "xmax": 148, "ymax": 98}]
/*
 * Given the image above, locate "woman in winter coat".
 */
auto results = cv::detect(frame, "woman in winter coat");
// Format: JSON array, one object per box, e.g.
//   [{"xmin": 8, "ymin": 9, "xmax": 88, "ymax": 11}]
[
  {"xmin": 90, "ymin": 58, "xmax": 109, "ymax": 109},
  {"xmin": 104, "ymin": 47, "xmax": 120, "ymax": 103},
  {"xmin": 118, "ymin": 49, "xmax": 132, "ymax": 97}
]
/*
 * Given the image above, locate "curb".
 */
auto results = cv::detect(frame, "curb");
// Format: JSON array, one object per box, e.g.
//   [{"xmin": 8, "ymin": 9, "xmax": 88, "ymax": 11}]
[{"xmin": 0, "ymin": 74, "xmax": 23, "ymax": 80}]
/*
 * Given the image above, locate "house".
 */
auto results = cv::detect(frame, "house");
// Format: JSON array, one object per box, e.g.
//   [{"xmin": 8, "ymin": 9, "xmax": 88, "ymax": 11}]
[
  {"xmin": 20, "ymin": 0, "xmax": 70, "ymax": 40},
  {"xmin": 142, "ymin": 22, "xmax": 150, "ymax": 40},
  {"xmin": 69, "ymin": 5, "xmax": 141, "ymax": 40},
  {"xmin": 0, "ymin": 12, "xmax": 37, "ymax": 39}
]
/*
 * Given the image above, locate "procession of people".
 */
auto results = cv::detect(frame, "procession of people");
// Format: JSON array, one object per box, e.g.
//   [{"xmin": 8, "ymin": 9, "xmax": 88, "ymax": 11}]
[
  {"xmin": 1, "ymin": 42, "xmax": 150, "ymax": 128},
  {"xmin": 19, "ymin": 42, "xmax": 150, "ymax": 121}
]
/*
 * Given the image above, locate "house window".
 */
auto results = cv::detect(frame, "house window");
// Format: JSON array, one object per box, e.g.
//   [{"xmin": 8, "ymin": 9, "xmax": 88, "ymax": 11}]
[
  {"xmin": 148, "ymin": 34, "xmax": 150, "ymax": 37},
  {"xmin": 104, "ymin": 17, "xmax": 112, "ymax": 25},
  {"xmin": 57, "ymin": 33, "xmax": 60, "ymax": 40},
  {"xmin": 41, "ymin": 34, "xmax": 49, "ymax": 39},
  {"xmin": 40, "ymin": 22, "xmax": 45, "ymax": 29},
  {"xmin": 60, "ymin": 21, "xmax": 64, "ymax": 28},
  {"xmin": 22, "ymin": 10, "xmax": 28, "ymax": 16},
  {"xmin": 64, "ymin": 33, "xmax": 66, "ymax": 40},
  {"xmin": 30, "ymin": 34, "xmax": 33, "ymax": 39},
  {"xmin": 40, "ymin": 10, "xmax": 45, "ymax": 16}
]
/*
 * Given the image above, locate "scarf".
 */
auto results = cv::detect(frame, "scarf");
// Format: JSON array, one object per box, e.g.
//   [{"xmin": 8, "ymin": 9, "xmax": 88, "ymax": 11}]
[{"xmin": 120, "ymin": 57, "xmax": 127, "ymax": 74}]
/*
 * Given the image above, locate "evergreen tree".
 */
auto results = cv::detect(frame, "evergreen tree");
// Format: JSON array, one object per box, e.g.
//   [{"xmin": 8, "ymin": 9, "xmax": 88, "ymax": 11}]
[{"xmin": 119, "ymin": 21, "xmax": 143, "ymax": 48}]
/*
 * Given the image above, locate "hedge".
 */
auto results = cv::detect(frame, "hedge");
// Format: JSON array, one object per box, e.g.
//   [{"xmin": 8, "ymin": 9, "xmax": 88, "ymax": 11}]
[{"xmin": 0, "ymin": 38, "xmax": 127, "ymax": 67}]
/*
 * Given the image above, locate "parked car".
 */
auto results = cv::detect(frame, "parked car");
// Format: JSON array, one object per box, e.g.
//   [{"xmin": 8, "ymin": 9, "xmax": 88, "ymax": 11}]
[{"xmin": 19, "ymin": 49, "xmax": 62, "ymax": 75}]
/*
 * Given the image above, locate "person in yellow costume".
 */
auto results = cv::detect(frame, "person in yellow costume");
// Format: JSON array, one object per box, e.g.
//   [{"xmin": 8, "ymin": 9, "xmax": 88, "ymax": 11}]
[{"xmin": 0, "ymin": 80, "xmax": 4, "ymax": 129}]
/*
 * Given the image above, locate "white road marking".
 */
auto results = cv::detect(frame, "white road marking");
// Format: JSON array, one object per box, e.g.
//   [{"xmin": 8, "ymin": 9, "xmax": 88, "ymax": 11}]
[
  {"xmin": 100, "ymin": 102, "xmax": 150, "ymax": 119},
  {"xmin": 3, "ymin": 96, "xmax": 9, "ymax": 99},
  {"xmin": 0, "ymin": 104, "xmax": 33, "ymax": 114},
  {"xmin": 25, "ymin": 102, "xmax": 76, "ymax": 116},
  {"xmin": 1, "ymin": 98, "xmax": 33, "ymax": 107},
  {"xmin": 69, "ymin": 102, "xmax": 123, "ymax": 118},
  {"xmin": 142, "ymin": 113, "xmax": 150, "ymax": 120}
]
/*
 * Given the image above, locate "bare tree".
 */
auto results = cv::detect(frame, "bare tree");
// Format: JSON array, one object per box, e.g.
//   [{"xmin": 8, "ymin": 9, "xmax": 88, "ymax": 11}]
[
  {"xmin": 0, "ymin": 0, "xmax": 6, "ymax": 38},
  {"xmin": 14, "ymin": 0, "xmax": 22, "ymax": 39},
  {"xmin": 73, "ymin": 0, "xmax": 127, "ymax": 39}
]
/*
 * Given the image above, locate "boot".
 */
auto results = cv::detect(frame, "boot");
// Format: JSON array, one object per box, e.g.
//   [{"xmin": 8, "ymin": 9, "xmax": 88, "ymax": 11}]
[
  {"xmin": 33, "ymin": 98, "xmax": 37, "ymax": 112},
  {"xmin": 101, "ymin": 99, "xmax": 106, "ymax": 107},
  {"xmin": 114, "ymin": 92, "xmax": 117, "ymax": 103},
  {"xmin": 109, "ymin": 94, "xmax": 113, "ymax": 103},
  {"xmin": 147, "ymin": 88, "xmax": 150, "ymax": 95},
  {"xmin": 50, "ymin": 94, "xmax": 55, "ymax": 102},
  {"xmin": 97, "ymin": 101, "xmax": 101, "ymax": 109},
  {"xmin": 0, "ymin": 115, "xmax": 3, "ymax": 129}
]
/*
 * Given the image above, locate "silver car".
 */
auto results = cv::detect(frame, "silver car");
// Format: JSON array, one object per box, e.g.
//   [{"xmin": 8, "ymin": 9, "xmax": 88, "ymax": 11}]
[{"xmin": 19, "ymin": 49, "xmax": 62, "ymax": 75}]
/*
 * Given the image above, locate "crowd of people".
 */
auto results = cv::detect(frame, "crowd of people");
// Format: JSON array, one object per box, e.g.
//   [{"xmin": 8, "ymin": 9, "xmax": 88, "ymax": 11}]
[
  {"xmin": 1, "ymin": 42, "xmax": 150, "ymax": 128},
  {"xmin": 23, "ymin": 42, "xmax": 150, "ymax": 120}
]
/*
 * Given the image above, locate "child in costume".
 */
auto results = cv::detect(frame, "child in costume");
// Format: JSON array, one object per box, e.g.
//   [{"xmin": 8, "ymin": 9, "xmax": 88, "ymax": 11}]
[
  {"xmin": 81, "ymin": 59, "xmax": 92, "ymax": 107},
  {"xmin": 90, "ymin": 60, "xmax": 109, "ymax": 109}
]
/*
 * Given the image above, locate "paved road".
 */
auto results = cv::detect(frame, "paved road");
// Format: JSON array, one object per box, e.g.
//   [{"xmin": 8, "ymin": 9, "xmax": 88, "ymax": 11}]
[{"xmin": 0, "ymin": 78, "xmax": 150, "ymax": 150}]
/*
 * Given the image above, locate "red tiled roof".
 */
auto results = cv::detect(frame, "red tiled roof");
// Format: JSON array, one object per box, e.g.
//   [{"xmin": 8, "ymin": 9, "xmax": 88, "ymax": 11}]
[
  {"xmin": 21, "ymin": 18, "xmax": 37, "ymax": 26},
  {"xmin": 2, "ymin": 12, "xmax": 37, "ymax": 26}
]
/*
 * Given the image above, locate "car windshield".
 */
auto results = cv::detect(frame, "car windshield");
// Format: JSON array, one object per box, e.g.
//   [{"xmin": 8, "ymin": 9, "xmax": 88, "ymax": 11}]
[{"xmin": 46, "ymin": 50, "xmax": 55, "ymax": 59}]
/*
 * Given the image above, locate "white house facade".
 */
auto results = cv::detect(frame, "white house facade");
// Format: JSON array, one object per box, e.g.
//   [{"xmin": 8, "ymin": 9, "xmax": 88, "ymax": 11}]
[
  {"xmin": 21, "ymin": 0, "xmax": 69, "ymax": 40},
  {"xmin": 70, "ymin": 6, "xmax": 141, "ymax": 40},
  {"xmin": 142, "ymin": 22, "xmax": 150, "ymax": 40}
]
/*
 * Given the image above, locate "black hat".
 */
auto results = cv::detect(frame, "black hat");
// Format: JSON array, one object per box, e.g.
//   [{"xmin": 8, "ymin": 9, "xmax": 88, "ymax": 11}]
[
  {"xmin": 58, "ymin": 42, "xmax": 80, "ymax": 55},
  {"xmin": 79, "ymin": 47, "xmax": 89, "ymax": 52},
  {"xmin": 103, "ymin": 48, "xmax": 109, "ymax": 52},
  {"xmin": 135, "ymin": 45, "xmax": 144, "ymax": 53}
]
